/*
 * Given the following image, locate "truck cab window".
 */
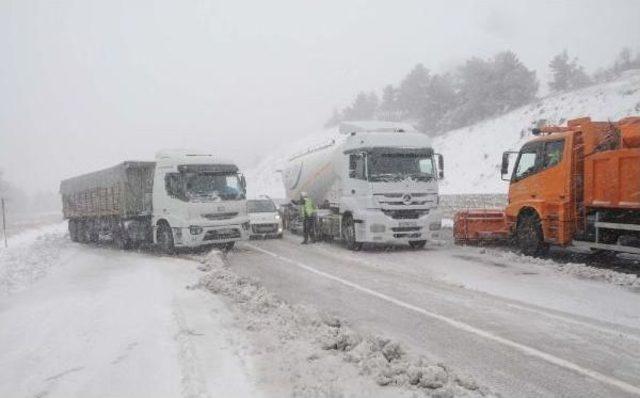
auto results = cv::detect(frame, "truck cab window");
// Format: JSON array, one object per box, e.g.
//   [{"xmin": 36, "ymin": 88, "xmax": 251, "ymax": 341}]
[
  {"xmin": 349, "ymin": 153, "xmax": 366, "ymax": 180},
  {"xmin": 513, "ymin": 143, "xmax": 542, "ymax": 181},
  {"xmin": 543, "ymin": 140, "xmax": 564, "ymax": 168},
  {"xmin": 419, "ymin": 158, "xmax": 434, "ymax": 175},
  {"xmin": 165, "ymin": 173, "xmax": 186, "ymax": 200}
]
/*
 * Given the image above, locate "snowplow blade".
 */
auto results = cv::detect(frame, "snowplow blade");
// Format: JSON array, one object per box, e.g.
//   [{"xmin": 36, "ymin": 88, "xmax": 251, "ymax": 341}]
[{"xmin": 453, "ymin": 209, "xmax": 509, "ymax": 244}]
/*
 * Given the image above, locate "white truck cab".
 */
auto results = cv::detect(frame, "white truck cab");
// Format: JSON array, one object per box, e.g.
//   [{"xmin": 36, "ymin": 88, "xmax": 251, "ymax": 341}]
[
  {"xmin": 282, "ymin": 121, "xmax": 443, "ymax": 250},
  {"xmin": 152, "ymin": 150, "xmax": 249, "ymax": 251}
]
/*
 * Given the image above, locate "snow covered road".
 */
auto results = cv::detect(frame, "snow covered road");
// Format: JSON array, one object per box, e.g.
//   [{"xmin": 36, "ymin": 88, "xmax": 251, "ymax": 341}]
[
  {"xmin": 0, "ymin": 234, "xmax": 260, "ymax": 398},
  {"xmin": 228, "ymin": 236, "xmax": 640, "ymax": 397}
]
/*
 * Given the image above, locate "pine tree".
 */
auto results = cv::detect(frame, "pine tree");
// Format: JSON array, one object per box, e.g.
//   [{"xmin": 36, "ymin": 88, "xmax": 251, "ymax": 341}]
[
  {"xmin": 377, "ymin": 85, "xmax": 400, "ymax": 121},
  {"xmin": 549, "ymin": 50, "xmax": 591, "ymax": 92},
  {"xmin": 396, "ymin": 63, "xmax": 430, "ymax": 120}
]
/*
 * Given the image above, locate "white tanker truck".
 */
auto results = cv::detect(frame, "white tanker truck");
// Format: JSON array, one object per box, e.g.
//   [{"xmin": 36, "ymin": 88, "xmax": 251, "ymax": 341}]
[{"xmin": 282, "ymin": 121, "xmax": 443, "ymax": 250}]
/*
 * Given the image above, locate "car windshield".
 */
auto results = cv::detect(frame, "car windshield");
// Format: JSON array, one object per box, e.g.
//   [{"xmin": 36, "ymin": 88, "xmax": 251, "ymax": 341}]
[
  {"xmin": 247, "ymin": 200, "xmax": 276, "ymax": 213},
  {"xmin": 368, "ymin": 152, "xmax": 435, "ymax": 182}
]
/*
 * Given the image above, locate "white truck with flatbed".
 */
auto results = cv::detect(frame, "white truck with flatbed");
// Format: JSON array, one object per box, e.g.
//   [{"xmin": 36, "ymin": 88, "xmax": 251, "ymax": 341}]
[
  {"xmin": 60, "ymin": 150, "xmax": 249, "ymax": 252},
  {"xmin": 281, "ymin": 121, "xmax": 444, "ymax": 250}
]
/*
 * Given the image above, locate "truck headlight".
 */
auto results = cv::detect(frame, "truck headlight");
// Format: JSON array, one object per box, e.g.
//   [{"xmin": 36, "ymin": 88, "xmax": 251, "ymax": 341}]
[
  {"xmin": 275, "ymin": 214, "xmax": 281, "ymax": 220},
  {"xmin": 370, "ymin": 224, "xmax": 386, "ymax": 233},
  {"xmin": 429, "ymin": 221, "xmax": 442, "ymax": 231},
  {"xmin": 189, "ymin": 226, "xmax": 203, "ymax": 235}
]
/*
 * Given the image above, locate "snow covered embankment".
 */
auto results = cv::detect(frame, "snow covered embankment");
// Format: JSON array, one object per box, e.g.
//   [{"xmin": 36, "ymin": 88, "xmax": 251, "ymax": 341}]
[
  {"xmin": 194, "ymin": 251, "xmax": 492, "ymax": 397},
  {"xmin": 0, "ymin": 223, "xmax": 70, "ymax": 296},
  {"xmin": 435, "ymin": 70, "xmax": 640, "ymax": 194}
]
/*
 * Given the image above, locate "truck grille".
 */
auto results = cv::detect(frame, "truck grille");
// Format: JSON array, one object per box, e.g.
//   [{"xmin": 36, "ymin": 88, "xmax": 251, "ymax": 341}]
[
  {"xmin": 251, "ymin": 223, "xmax": 279, "ymax": 234},
  {"xmin": 203, "ymin": 228, "xmax": 241, "ymax": 241},
  {"xmin": 391, "ymin": 226, "xmax": 421, "ymax": 232},
  {"xmin": 382, "ymin": 209, "xmax": 429, "ymax": 219},
  {"xmin": 203, "ymin": 212, "xmax": 238, "ymax": 221}
]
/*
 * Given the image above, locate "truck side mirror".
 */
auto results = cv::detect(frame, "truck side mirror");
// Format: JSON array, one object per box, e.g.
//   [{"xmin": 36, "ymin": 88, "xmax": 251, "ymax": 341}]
[
  {"xmin": 501, "ymin": 151, "xmax": 518, "ymax": 181},
  {"xmin": 240, "ymin": 174, "xmax": 247, "ymax": 192},
  {"xmin": 436, "ymin": 153, "xmax": 444, "ymax": 179}
]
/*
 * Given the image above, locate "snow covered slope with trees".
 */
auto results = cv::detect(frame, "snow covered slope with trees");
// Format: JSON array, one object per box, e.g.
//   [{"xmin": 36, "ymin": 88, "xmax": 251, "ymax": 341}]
[
  {"xmin": 247, "ymin": 70, "xmax": 640, "ymax": 198},
  {"xmin": 435, "ymin": 69, "xmax": 640, "ymax": 194}
]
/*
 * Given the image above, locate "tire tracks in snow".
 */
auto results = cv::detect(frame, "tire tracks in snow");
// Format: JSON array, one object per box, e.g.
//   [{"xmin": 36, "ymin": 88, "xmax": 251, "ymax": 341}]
[
  {"xmin": 247, "ymin": 242, "xmax": 640, "ymax": 397},
  {"xmin": 172, "ymin": 300, "xmax": 211, "ymax": 398}
]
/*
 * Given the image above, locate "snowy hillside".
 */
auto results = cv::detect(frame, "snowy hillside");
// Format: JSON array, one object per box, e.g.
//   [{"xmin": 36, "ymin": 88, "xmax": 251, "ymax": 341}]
[
  {"xmin": 246, "ymin": 70, "xmax": 640, "ymax": 197},
  {"xmin": 435, "ymin": 70, "xmax": 640, "ymax": 194}
]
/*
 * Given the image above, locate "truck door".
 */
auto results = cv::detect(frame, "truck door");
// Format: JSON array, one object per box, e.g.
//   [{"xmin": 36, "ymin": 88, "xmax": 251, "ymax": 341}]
[
  {"xmin": 509, "ymin": 139, "xmax": 568, "ymax": 239},
  {"xmin": 347, "ymin": 152, "xmax": 370, "ymax": 207}
]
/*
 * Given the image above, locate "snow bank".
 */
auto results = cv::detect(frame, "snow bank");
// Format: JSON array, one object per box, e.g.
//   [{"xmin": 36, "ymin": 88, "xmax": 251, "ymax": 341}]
[
  {"xmin": 0, "ymin": 223, "xmax": 70, "ymax": 295},
  {"xmin": 246, "ymin": 71, "xmax": 640, "ymax": 197},
  {"xmin": 195, "ymin": 251, "xmax": 493, "ymax": 397},
  {"xmin": 468, "ymin": 247, "xmax": 640, "ymax": 289}
]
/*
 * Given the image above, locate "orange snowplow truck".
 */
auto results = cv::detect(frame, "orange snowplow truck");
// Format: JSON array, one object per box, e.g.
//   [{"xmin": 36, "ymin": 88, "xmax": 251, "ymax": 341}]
[{"xmin": 454, "ymin": 116, "xmax": 640, "ymax": 256}]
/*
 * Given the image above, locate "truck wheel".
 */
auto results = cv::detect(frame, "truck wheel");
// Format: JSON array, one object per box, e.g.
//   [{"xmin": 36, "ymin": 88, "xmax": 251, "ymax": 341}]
[
  {"xmin": 342, "ymin": 216, "xmax": 363, "ymax": 251},
  {"xmin": 157, "ymin": 224, "xmax": 175, "ymax": 254},
  {"xmin": 113, "ymin": 230, "xmax": 131, "ymax": 250},
  {"xmin": 516, "ymin": 214, "xmax": 548, "ymax": 257},
  {"xmin": 77, "ymin": 221, "xmax": 88, "ymax": 243},
  {"xmin": 68, "ymin": 220, "xmax": 79, "ymax": 242},
  {"xmin": 409, "ymin": 240, "xmax": 427, "ymax": 250},
  {"xmin": 88, "ymin": 224, "xmax": 99, "ymax": 243}
]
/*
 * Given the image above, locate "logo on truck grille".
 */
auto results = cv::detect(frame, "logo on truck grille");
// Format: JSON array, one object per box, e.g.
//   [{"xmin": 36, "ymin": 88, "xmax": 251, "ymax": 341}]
[{"xmin": 402, "ymin": 194, "xmax": 412, "ymax": 205}]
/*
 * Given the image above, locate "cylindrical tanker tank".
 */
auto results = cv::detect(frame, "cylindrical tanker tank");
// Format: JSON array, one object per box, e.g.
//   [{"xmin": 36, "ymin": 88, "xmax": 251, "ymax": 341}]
[{"xmin": 282, "ymin": 134, "xmax": 346, "ymax": 207}]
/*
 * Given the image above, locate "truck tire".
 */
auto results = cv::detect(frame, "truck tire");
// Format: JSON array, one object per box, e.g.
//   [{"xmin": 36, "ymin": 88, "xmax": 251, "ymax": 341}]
[
  {"xmin": 409, "ymin": 240, "xmax": 427, "ymax": 250},
  {"xmin": 342, "ymin": 216, "xmax": 363, "ymax": 251},
  {"xmin": 516, "ymin": 213, "xmax": 549, "ymax": 257},
  {"xmin": 88, "ymin": 223, "xmax": 99, "ymax": 243},
  {"xmin": 77, "ymin": 221, "xmax": 88, "ymax": 243},
  {"xmin": 157, "ymin": 223, "xmax": 175, "ymax": 254},
  {"xmin": 68, "ymin": 220, "xmax": 79, "ymax": 242},
  {"xmin": 113, "ymin": 229, "xmax": 131, "ymax": 250}
]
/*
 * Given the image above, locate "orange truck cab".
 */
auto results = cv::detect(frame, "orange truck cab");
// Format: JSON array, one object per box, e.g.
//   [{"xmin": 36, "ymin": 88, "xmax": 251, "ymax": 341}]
[{"xmin": 454, "ymin": 116, "xmax": 640, "ymax": 256}]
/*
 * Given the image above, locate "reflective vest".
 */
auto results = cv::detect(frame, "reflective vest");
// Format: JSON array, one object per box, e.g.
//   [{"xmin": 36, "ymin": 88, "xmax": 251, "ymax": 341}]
[{"xmin": 299, "ymin": 197, "xmax": 316, "ymax": 218}]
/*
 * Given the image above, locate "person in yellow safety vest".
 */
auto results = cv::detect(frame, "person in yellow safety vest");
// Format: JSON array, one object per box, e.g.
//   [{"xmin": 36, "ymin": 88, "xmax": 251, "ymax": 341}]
[{"xmin": 299, "ymin": 192, "xmax": 316, "ymax": 244}]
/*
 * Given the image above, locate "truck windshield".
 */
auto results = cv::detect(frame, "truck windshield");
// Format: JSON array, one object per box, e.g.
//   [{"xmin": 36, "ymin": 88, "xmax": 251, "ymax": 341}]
[
  {"xmin": 247, "ymin": 200, "xmax": 276, "ymax": 213},
  {"xmin": 166, "ymin": 172, "xmax": 245, "ymax": 202},
  {"xmin": 368, "ymin": 152, "xmax": 435, "ymax": 182}
]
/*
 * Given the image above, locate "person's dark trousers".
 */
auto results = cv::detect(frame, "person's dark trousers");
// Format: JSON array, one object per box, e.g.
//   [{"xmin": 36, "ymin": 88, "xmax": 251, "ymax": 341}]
[{"xmin": 302, "ymin": 216, "xmax": 313, "ymax": 243}]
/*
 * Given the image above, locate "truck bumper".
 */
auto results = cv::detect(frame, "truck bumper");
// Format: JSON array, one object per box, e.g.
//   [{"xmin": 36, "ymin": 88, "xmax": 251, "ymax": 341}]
[
  {"xmin": 354, "ymin": 208, "xmax": 443, "ymax": 244},
  {"xmin": 172, "ymin": 222, "xmax": 250, "ymax": 247}
]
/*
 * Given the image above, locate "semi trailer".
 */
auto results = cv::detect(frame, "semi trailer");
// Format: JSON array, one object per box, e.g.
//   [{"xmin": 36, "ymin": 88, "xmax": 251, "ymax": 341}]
[
  {"xmin": 281, "ymin": 121, "xmax": 444, "ymax": 250},
  {"xmin": 60, "ymin": 150, "xmax": 249, "ymax": 252},
  {"xmin": 454, "ymin": 116, "xmax": 640, "ymax": 257}
]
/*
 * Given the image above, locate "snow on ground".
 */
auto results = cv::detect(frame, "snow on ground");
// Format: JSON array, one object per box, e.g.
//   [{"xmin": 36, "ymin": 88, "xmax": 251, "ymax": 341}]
[
  {"xmin": 193, "ymin": 250, "xmax": 490, "ymax": 397},
  {"xmin": 0, "ymin": 228, "xmax": 262, "ymax": 398},
  {"xmin": 245, "ymin": 70, "xmax": 640, "ymax": 197},
  {"xmin": 0, "ymin": 222, "xmax": 70, "ymax": 295}
]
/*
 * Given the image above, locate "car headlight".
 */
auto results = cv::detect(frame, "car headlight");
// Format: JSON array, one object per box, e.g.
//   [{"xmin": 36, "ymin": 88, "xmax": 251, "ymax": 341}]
[
  {"xmin": 275, "ymin": 214, "xmax": 281, "ymax": 220},
  {"xmin": 189, "ymin": 226, "xmax": 203, "ymax": 235},
  {"xmin": 429, "ymin": 221, "xmax": 442, "ymax": 231}
]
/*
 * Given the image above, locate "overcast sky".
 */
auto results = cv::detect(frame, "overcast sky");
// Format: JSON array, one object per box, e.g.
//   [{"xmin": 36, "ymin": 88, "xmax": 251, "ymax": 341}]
[{"xmin": 2, "ymin": 0, "xmax": 640, "ymax": 194}]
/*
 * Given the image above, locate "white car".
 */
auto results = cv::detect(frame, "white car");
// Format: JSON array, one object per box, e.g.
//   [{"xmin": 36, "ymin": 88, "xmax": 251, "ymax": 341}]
[{"xmin": 247, "ymin": 198, "xmax": 283, "ymax": 239}]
